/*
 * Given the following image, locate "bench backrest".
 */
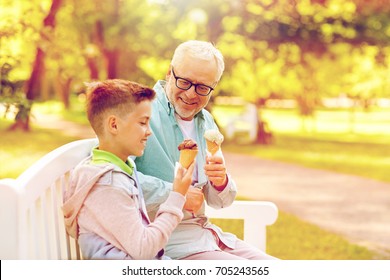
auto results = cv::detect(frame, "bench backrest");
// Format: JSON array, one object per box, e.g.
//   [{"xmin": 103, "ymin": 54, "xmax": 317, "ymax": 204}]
[
  {"xmin": 0, "ymin": 138, "xmax": 98, "ymax": 259},
  {"xmin": 0, "ymin": 138, "xmax": 278, "ymax": 259}
]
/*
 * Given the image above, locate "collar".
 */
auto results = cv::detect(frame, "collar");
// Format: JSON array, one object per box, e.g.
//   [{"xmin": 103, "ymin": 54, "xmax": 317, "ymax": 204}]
[
  {"xmin": 91, "ymin": 147, "xmax": 134, "ymax": 176},
  {"xmin": 155, "ymin": 80, "xmax": 173, "ymax": 116}
]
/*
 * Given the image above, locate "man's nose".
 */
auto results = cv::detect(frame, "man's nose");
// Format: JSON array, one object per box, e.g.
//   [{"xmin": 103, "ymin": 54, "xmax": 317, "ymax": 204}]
[{"xmin": 185, "ymin": 85, "xmax": 198, "ymax": 98}]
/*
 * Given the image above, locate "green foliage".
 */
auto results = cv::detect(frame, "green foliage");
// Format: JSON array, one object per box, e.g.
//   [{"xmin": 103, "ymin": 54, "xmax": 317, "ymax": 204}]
[
  {"xmin": 2, "ymin": 0, "xmax": 390, "ymax": 122},
  {"xmin": 0, "ymin": 0, "xmax": 49, "ymax": 81},
  {"xmin": 0, "ymin": 63, "xmax": 31, "ymax": 124}
]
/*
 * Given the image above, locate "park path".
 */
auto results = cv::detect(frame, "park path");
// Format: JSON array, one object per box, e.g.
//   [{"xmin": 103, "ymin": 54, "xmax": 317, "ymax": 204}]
[
  {"xmin": 223, "ymin": 153, "xmax": 390, "ymax": 259},
  {"xmin": 32, "ymin": 112, "xmax": 96, "ymax": 139},
  {"xmin": 32, "ymin": 113, "xmax": 390, "ymax": 259}
]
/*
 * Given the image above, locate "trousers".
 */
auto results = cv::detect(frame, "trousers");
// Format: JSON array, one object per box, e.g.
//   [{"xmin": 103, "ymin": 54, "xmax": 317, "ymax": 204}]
[{"xmin": 180, "ymin": 238, "xmax": 278, "ymax": 260}]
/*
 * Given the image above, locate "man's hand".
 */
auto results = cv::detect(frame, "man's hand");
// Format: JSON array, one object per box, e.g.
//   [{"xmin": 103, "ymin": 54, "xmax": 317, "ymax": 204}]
[
  {"xmin": 204, "ymin": 155, "xmax": 228, "ymax": 190},
  {"xmin": 183, "ymin": 187, "xmax": 204, "ymax": 214}
]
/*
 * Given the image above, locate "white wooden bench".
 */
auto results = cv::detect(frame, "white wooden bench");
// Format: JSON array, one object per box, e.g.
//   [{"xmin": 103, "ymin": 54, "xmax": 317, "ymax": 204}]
[{"xmin": 0, "ymin": 138, "xmax": 278, "ymax": 259}]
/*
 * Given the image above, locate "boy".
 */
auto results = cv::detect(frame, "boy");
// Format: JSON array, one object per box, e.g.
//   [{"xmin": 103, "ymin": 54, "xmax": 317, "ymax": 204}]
[{"xmin": 63, "ymin": 79, "xmax": 194, "ymax": 259}]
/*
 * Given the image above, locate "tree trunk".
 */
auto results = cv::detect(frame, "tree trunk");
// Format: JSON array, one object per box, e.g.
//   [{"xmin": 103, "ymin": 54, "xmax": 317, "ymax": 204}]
[
  {"xmin": 7, "ymin": 119, "xmax": 30, "ymax": 132},
  {"xmin": 105, "ymin": 49, "xmax": 119, "ymax": 79},
  {"xmin": 86, "ymin": 57, "xmax": 100, "ymax": 80},
  {"xmin": 26, "ymin": 0, "xmax": 63, "ymax": 101},
  {"xmin": 94, "ymin": 0, "xmax": 120, "ymax": 79},
  {"xmin": 19, "ymin": 0, "xmax": 62, "ymax": 131},
  {"xmin": 60, "ymin": 77, "xmax": 72, "ymax": 109},
  {"xmin": 25, "ymin": 48, "xmax": 44, "ymax": 101}
]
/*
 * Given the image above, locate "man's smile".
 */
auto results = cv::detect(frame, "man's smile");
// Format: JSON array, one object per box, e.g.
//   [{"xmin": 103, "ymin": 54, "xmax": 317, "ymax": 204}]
[{"xmin": 179, "ymin": 97, "xmax": 197, "ymax": 106}]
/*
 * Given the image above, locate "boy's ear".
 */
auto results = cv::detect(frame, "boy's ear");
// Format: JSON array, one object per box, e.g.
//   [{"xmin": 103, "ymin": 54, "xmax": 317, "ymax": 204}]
[{"xmin": 107, "ymin": 115, "xmax": 118, "ymax": 134}]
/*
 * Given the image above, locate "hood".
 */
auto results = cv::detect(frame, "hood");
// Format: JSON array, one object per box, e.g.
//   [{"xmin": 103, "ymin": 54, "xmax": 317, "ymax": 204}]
[{"xmin": 62, "ymin": 160, "xmax": 114, "ymax": 239}]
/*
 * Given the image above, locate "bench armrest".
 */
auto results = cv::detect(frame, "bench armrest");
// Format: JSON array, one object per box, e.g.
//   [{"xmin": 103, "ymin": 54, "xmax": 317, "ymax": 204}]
[{"xmin": 206, "ymin": 200, "xmax": 278, "ymax": 251}]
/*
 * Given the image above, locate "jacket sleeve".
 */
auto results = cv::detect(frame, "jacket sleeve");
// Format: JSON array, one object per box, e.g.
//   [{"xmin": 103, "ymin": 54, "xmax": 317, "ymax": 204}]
[
  {"xmin": 203, "ymin": 173, "xmax": 237, "ymax": 209},
  {"xmin": 78, "ymin": 232, "xmax": 132, "ymax": 260},
  {"xmin": 136, "ymin": 171, "xmax": 174, "ymax": 221}
]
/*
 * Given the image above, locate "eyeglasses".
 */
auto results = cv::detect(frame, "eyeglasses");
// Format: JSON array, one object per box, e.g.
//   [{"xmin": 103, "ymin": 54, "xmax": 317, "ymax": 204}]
[{"xmin": 171, "ymin": 67, "xmax": 214, "ymax": 96}]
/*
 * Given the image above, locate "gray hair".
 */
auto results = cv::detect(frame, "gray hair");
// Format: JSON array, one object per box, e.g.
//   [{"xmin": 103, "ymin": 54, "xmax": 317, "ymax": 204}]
[{"xmin": 171, "ymin": 40, "xmax": 225, "ymax": 82}]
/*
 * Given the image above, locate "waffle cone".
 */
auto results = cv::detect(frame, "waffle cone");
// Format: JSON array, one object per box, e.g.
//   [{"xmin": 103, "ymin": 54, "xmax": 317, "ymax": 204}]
[
  {"xmin": 179, "ymin": 149, "xmax": 198, "ymax": 169},
  {"xmin": 206, "ymin": 140, "xmax": 219, "ymax": 155}
]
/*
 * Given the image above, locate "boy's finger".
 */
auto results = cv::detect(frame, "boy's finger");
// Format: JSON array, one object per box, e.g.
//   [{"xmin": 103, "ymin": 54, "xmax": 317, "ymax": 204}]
[
  {"xmin": 175, "ymin": 164, "xmax": 185, "ymax": 178},
  {"xmin": 186, "ymin": 160, "xmax": 196, "ymax": 174}
]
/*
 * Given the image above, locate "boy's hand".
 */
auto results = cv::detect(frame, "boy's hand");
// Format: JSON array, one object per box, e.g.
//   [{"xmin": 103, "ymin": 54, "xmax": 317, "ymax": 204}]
[
  {"xmin": 173, "ymin": 161, "xmax": 195, "ymax": 196},
  {"xmin": 204, "ymin": 155, "xmax": 228, "ymax": 190}
]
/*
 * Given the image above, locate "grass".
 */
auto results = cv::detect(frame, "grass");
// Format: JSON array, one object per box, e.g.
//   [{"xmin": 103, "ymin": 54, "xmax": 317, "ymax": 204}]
[
  {"xmin": 211, "ymin": 210, "xmax": 376, "ymax": 260},
  {"xmin": 0, "ymin": 119, "xmax": 78, "ymax": 179},
  {"xmin": 214, "ymin": 106, "xmax": 390, "ymax": 183},
  {"xmin": 32, "ymin": 97, "xmax": 89, "ymax": 125},
  {"xmin": 266, "ymin": 211, "xmax": 374, "ymax": 260},
  {"xmin": 261, "ymin": 107, "xmax": 390, "ymax": 138},
  {"xmin": 1, "ymin": 99, "xmax": 388, "ymax": 259},
  {"xmin": 223, "ymin": 133, "xmax": 390, "ymax": 183},
  {"xmin": 210, "ymin": 105, "xmax": 389, "ymax": 259}
]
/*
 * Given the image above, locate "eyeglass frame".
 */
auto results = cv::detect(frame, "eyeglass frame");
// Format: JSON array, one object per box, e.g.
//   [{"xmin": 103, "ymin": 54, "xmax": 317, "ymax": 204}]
[{"xmin": 171, "ymin": 67, "xmax": 215, "ymax": 96}]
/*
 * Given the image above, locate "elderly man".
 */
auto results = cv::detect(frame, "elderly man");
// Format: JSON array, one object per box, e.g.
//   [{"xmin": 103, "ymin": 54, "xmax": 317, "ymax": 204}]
[{"xmin": 134, "ymin": 40, "xmax": 276, "ymax": 260}]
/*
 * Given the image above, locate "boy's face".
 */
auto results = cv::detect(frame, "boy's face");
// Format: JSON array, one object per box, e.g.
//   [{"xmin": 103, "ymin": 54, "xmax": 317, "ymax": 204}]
[{"xmin": 116, "ymin": 100, "xmax": 152, "ymax": 158}]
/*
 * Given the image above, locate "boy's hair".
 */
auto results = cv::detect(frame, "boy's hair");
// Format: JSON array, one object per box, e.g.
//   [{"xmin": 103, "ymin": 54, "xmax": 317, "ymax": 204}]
[
  {"xmin": 85, "ymin": 79, "xmax": 155, "ymax": 136},
  {"xmin": 171, "ymin": 40, "xmax": 225, "ymax": 82}
]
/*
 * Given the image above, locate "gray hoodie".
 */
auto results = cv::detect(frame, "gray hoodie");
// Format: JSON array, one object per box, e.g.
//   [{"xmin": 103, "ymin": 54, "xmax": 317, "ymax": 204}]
[{"xmin": 62, "ymin": 157, "xmax": 185, "ymax": 259}]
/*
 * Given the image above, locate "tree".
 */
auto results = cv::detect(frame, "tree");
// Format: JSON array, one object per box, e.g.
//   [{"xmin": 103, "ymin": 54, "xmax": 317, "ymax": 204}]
[
  {"xmin": 3, "ymin": 0, "xmax": 390, "ymax": 135},
  {"xmin": 18, "ymin": 0, "xmax": 63, "ymax": 131},
  {"xmin": 26, "ymin": 0, "xmax": 63, "ymax": 101}
]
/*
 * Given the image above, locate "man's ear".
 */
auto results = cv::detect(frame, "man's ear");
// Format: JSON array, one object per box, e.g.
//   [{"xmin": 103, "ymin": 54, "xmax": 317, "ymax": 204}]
[
  {"xmin": 107, "ymin": 115, "xmax": 118, "ymax": 135},
  {"xmin": 165, "ymin": 65, "xmax": 172, "ymax": 81}
]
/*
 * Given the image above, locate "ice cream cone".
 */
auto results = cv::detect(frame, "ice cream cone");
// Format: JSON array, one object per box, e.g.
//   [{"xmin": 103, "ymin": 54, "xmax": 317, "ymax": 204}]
[
  {"xmin": 206, "ymin": 139, "xmax": 219, "ymax": 155},
  {"xmin": 204, "ymin": 129, "xmax": 224, "ymax": 155},
  {"xmin": 179, "ymin": 149, "xmax": 198, "ymax": 169}
]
